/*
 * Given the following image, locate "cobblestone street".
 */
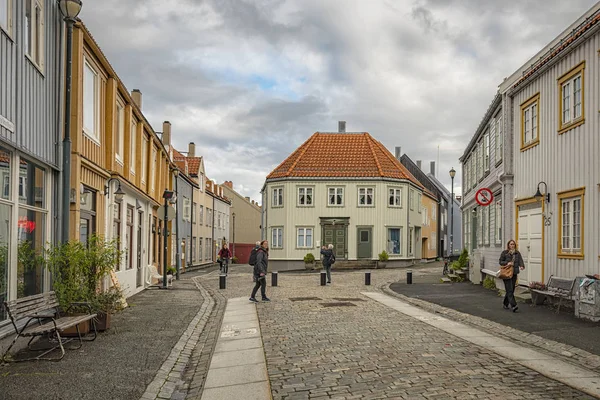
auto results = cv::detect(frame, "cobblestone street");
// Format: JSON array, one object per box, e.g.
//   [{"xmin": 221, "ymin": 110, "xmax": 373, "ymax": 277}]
[{"xmin": 196, "ymin": 266, "xmax": 596, "ymax": 400}]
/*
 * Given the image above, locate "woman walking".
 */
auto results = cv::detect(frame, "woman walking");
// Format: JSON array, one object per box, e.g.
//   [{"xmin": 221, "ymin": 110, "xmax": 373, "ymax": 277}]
[
  {"xmin": 249, "ymin": 240, "xmax": 270, "ymax": 302},
  {"xmin": 499, "ymin": 239, "xmax": 525, "ymax": 312}
]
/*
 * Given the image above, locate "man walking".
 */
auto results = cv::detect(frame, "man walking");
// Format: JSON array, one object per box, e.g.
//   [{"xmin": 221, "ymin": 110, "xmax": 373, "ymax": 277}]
[{"xmin": 250, "ymin": 240, "xmax": 270, "ymax": 302}]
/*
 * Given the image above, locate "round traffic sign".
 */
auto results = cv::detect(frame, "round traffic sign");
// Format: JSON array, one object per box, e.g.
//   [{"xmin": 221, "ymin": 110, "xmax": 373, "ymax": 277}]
[
  {"xmin": 475, "ymin": 188, "xmax": 494, "ymax": 206},
  {"xmin": 157, "ymin": 205, "xmax": 176, "ymax": 221}
]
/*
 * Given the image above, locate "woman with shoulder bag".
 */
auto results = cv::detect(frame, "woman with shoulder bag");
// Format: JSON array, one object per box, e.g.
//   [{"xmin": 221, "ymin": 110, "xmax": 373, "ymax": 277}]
[{"xmin": 498, "ymin": 239, "xmax": 525, "ymax": 312}]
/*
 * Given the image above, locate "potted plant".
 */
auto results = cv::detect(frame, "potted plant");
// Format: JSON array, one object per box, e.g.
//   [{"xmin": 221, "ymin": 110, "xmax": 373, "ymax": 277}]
[
  {"xmin": 304, "ymin": 253, "xmax": 316, "ymax": 270},
  {"xmin": 167, "ymin": 266, "xmax": 177, "ymax": 276},
  {"xmin": 91, "ymin": 285, "xmax": 126, "ymax": 331},
  {"xmin": 46, "ymin": 235, "xmax": 124, "ymax": 335},
  {"xmin": 377, "ymin": 250, "xmax": 389, "ymax": 268}
]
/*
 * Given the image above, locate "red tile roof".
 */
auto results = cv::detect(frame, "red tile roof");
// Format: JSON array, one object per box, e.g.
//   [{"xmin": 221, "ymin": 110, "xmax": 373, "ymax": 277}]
[
  {"xmin": 187, "ymin": 157, "xmax": 202, "ymax": 176},
  {"xmin": 173, "ymin": 148, "xmax": 186, "ymax": 160},
  {"xmin": 266, "ymin": 132, "xmax": 424, "ymax": 188}
]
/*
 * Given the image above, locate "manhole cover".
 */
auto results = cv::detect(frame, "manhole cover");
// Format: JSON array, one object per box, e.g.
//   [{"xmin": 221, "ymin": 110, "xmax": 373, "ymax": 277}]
[
  {"xmin": 289, "ymin": 297, "xmax": 322, "ymax": 302},
  {"xmin": 332, "ymin": 297, "xmax": 365, "ymax": 302},
  {"xmin": 320, "ymin": 302, "xmax": 356, "ymax": 307}
]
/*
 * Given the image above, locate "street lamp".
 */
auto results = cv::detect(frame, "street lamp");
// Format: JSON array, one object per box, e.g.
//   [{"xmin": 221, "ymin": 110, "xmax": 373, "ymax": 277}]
[
  {"xmin": 104, "ymin": 178, "xmax": 125, "ymax": 202},
  {"xmin": 449, "ymin": 167, "xmax": 456, "ymax": 258},
  {"xmin": 59, "ymin": 0, "xmax": 83, "ymax": 243},
  {"xmin": 161, "ymin": 189, "xmax": 175, "ymax": 289}
]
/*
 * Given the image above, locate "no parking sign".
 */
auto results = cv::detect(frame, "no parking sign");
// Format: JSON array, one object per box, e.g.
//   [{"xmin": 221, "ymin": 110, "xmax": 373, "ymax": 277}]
[{"xmin": 475, "ymin": 188, "xmax": 494, "ymax": 206}]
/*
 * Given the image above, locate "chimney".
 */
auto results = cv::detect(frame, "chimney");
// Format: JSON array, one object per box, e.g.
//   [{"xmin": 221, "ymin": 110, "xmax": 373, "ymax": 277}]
[
  {"xmin": 430, "ymin": 161, "xmax": 435, "ymax": 176},
  {"xmin": 394, "ymin": 146, "xmax": 401, "ymax": 160},
  {"xmin": 338, "ymin": 121, "xmax": 346, "ymax": 133},
  {"xmin": 223, "ymin": 181, "xmax": 233, "ymax": 189},
  {"xmin": 162, "ymin": 121, "xmax": 171, "ymax": 147},
  {"xmin": 131, "ymin": 89, "xmax": 142, "ymax": 110},
  {"xmin": 417, "ymin": 160, "xmax": 422, "ymax": 170},
  {"xmin": 188, "ymin": 142, "xmax": 196, "ymax": 158},
  {"xmin": 245, "ymin": 196, "xmax": 250, "ymax": 201}
]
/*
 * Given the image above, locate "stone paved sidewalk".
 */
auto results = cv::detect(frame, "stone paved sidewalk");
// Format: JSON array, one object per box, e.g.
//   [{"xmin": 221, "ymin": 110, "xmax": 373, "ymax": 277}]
[{"xmin": 195, "ymin": 266, "xmax": 596, "ymax": 399}]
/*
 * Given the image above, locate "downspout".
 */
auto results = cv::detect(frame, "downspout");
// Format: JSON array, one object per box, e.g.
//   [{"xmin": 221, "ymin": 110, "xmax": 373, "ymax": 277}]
[
  {"xmin": 189, "ymin": 185, "xmax": 193, "ymax": 269},
  {"xmin": 56, "ymin": 10, "xmax": 65, "ymax": 246},
  {"xmin": 212, "ymin": 194, "xmax": 215, "ymax": 262},
  {"xmin": 175, "ymin": 175, "xmax": 180, "ymax": 279}
]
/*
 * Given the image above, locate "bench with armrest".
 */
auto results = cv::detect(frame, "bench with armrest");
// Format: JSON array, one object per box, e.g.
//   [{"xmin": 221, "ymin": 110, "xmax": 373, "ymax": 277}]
[
  {"xmin": 529, "ymin": 275, "xmax": 575, "ymax": 313},
  {"xmin": 2, "ymin": 291, "xmax": 97, "ymax": 362}
]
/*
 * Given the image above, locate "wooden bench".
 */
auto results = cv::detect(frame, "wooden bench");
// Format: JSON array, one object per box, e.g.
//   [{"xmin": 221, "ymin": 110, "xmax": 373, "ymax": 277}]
[
  {"xmin": 2, "ymin": 291, "xmax": 97, "ymax": 362},
  {"xmin": 530, "ymin": 276, "xmax": 576, "ymax": 313}
]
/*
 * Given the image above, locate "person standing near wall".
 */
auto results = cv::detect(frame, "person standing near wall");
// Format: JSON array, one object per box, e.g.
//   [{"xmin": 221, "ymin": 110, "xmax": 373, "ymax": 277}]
[{"xmin": 249, "ymin": 240, "xmax": 270, "ymax": 302}]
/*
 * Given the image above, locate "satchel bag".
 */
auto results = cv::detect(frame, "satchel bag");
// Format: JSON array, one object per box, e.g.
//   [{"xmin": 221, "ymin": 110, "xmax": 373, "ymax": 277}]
[{"xmin": 498, "ymin": 264, "xmax": 514, "ymax": 279}]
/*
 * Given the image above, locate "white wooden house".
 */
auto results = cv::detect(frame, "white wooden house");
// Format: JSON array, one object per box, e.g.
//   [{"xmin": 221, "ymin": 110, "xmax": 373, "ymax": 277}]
[
  {"xmin": 459, "ymin": 93, "xmax": 513, "ymax": 272},
  {"xmin": 261, "ymin": 123, "xmax": 426, "ymax": 271},
  {"xmin": 498, "ymin": 3, "xmax": 600, "ymax": 283}
]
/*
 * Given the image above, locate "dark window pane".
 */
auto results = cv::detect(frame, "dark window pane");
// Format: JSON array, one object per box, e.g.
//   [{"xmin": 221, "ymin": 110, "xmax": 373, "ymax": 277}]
[
  {"xmin": 0, "ymin": 202, "xmax": 11, "ymax": 322},
  {"xmin": 17, "ymin": 208, "xmax": 46, "ymax": 298},
  {"xmin": 18, "ymin": 158, "xmax": 45, "ymax": 208}
]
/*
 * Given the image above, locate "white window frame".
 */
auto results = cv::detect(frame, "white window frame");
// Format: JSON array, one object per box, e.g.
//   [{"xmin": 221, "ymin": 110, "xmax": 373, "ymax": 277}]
[
  {"xmin": 417, "ymin": 193, "xmax": 422, "ymax": 213},
  {"xmin": 25, "ymin": 0, "xmax": 44, "ymax": 69},
  {"xmin": 192, "ymin": 202, "xmax": 196, "ymax": 224},
  {"xmin": 0, "ymin": 0, "xmax": 13, "ymax": 36},
  {"xmin": 130, "ymin": 119, "xmax": 137, "ymax": 175},
  {"xmin": 183, "ymin": 197, "xmax": 191, "ymax": 222},
  {"xmin": 272, "ymin": 187, "xmax": 283, "ymax": 207},
  {"xmin": 484, "ymin": 130, "xmax": 490, "ymax": 172},
  {"xmin": 271, "ymin": 227, "xmax": 283, "ymax": 248},
  {"xmin": 115, "ymin": 100, "xmax": 125, "ymax": 164},
  {"xmin": 327, "ymin": 187, "xmax": 344, "ymax": 206},
  {"xmin": 141, "ymin": 135, "xmax": 148, "ymax": 184},
  {"xmin": 431, "ymin": 232, "xmax": 436, "ymax": 251},
  {"xmin": 408, "ymin": 227, "xmax": 414, "ymax": 256},
  {"xmin": 199, "ymin": 205, "xmax": 203, "ymax": 225},
  {"xmin": 358, "ymin": 187, "xmax": 374, "ymax": 207},
  {"xmin": 387, "ymin": 227, "xmax": 402, "ymax": 255},
  {"xmin": 558, "ymin": 62, "xmax": 585, "ymax": 133},
  {"xmin": 431, "ymin": 204, "xmax": 436, "ymax": 221},
  {"xmin": 558, "ymin": 188, "xmax": 584, "ymax": 258},
  {"xmin": 422, "ymin": 206, "xmax": 428, "ymax": 225},
  {"xmin": 296, "ymin": 227, "xmax": 313, "ymax": 248},
  {"xmin": 150, "ymin": 147, "xmax": 156, "ymax": 194},
  {"xmin": 297, "ymin": 187, "xmax": 313, "ymax": 206},
  {"xmin": 495, "ymin": 114, "xmax": 503, "ymax": 164},
  {"xmin": 483, "ymin": 205, "xmax": 490, "ymax": 246},
  {"xmin": 388, "ymin": 188, "xmax": 402, "ymax": 207},
  {"xmin": 409, "ymin": 190, "xmax": 414, "ymax": 210},
  {"xmin": 83, "ymin": 58, "xmax": 100, "ymax": 144},
  {"xmin": 495, "ymin": 199, "xmax": 502, "ymax": 244}
]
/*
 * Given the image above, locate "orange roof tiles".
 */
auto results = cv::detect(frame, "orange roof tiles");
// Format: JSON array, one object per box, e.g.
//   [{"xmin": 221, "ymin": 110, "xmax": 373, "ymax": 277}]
[
  {"xmin": 266, "ymin": 132, "xmax": 424, "ymax": 188},
  {"xmin": 173, "ymin": 148, "xmax": 186, "ymax": 160},
  {"xmin": 187, "ymin": 157, "xmax": 202, "ymax": 176}
]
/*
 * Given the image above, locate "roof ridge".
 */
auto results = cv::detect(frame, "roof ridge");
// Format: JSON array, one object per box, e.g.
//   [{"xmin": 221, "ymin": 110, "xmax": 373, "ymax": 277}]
[
  {"xmin": 374, "ymin": 140, "xmax": 425, "ymax": 190},
  {"xmin": 286, "ymin": 132, "xmax": 319, "ymax": 177},
  {"xmin": 365, "ymin": 134, "xmax": 384, "ymax": 177}
]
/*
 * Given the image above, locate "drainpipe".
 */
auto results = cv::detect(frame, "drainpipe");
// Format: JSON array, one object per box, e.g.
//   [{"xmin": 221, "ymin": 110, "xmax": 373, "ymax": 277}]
[
  {"xmin": 175, "ymin": 175, "xmax": 180, "ymax": 280},
  {"xmin": 212, "ymin": 194, "xmax": 215, "ymax": 262}
]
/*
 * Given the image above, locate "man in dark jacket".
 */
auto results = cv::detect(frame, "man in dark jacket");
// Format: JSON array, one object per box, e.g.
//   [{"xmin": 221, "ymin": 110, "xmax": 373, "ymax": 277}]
[
  {"xmin": 250, "ymin": 240, "xmax": 270, "ymax": 302},
  {"xmin": 320, "ymin": 244, "xmax": 335, "ymax": 284}
]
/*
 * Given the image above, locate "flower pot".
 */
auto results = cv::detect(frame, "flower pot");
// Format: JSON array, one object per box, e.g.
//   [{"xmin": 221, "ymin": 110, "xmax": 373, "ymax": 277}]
[
  {"xmin": 377, "ymin": 261, "xmax": 387, "ymax": 269},
  {"xmin": 305, "ymin": 262, "xmax": 315, "ymax": 270},
  {"xmin": 95, "ymin": 312, "xmax": 112, "ymax": 331},
  {"xmin": 61, "ymin": 313, "xmax": 91, "ymax": 337},
  {"xmin": 531, "ymin": 291, "xmax": 546, "ymax": 305}
]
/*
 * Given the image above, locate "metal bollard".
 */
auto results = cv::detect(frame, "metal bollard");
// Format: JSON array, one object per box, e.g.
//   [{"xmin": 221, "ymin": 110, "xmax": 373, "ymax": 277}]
[
  {"xmin": 271, "ymin": 271, "xmax": 278, "ymax": 287},
  {"xmin": 406, "ymin": 270, "xmax": 413, "ymax": 285},
  {"xmin": 365, "ymin": 271, "xmax": 371, "ymax": 286},
  {"xmin": 320, "ymin": 271, "xmax": 327, "ymax": 286},
  {"xmin": 219, "ymin": 274, "xmax": 226, "ymax": 289}
]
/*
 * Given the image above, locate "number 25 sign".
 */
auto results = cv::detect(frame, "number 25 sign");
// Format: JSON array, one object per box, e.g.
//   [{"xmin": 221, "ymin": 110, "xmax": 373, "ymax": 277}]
[{"xmin": 475, "ymin": 188, "xmax": 494, "ymax": 206}]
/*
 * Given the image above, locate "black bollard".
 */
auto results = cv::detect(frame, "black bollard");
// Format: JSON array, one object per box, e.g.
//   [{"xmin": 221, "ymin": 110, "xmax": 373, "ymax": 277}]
[
  {"xmin": 365, "ymin": 271, "xmax": 371, "ymax": 286},
  {"xmin": 320, "ymin": 271, "xmax": 327, "ymax": 286},
  {"xmin": 271, "ymin": 271, "xmax": 278, "ymax": 287},
  {"xmin": 219, "ymin": 274, "xmax": 226, "ymax": 289},
  {"xmin": 406, "ymin": 270, "xmax": 413, "ymax": 285}
]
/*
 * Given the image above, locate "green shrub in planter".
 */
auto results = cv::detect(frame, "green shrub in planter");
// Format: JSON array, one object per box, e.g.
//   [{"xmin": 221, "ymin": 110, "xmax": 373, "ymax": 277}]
[
  {"xmin": 304, "ymin": 253, "xmax": 315, "ymax": 263},
  {"xmin": 483, "ymin": 276, "xmax": 496, "ymax": 290},
  {"xmin": 378, "ymin": 250, "xmax": 389, "ymax": 262}
]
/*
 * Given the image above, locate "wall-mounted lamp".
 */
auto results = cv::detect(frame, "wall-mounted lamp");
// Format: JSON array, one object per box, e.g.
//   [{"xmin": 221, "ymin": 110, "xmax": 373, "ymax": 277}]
[
  {"xmin": 534, "ymin": 181, "xmax": 550, "ymax": 203},
  {"xmin": 104, "ymin": 178, "xmax": 125, "ymax": 201}
]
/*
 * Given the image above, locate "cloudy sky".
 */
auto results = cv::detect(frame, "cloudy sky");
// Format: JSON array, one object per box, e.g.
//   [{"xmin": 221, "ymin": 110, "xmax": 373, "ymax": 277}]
[{"xmin": 80, "ymin": 0, "xmax": 597, "ymax": 202}]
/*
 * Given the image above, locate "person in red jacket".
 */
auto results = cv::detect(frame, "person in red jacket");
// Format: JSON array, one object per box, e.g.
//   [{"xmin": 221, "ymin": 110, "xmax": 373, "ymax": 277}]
[{"xmin": 218, "ymin": 243, "xmax": 232, "ymax": 275}]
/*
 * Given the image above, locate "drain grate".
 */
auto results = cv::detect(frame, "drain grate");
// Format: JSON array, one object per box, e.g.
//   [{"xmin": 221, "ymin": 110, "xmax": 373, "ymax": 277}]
[
  {"xmin": 289, "ymin": 297, "xmax": 322, "ymax": 302},
  {"xmin": 320, "ymin": 302, "xmax": 357, "ymax": 307},
  {"xmin": 332, "ymin": 297, "xmax": 365, "ymax": 302}
]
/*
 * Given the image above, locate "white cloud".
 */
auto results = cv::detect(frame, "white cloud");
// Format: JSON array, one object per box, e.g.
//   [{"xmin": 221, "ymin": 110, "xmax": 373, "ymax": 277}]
[{"xmin": 79, "ymin": 0, "xmax": 598, "ymax": 201}]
